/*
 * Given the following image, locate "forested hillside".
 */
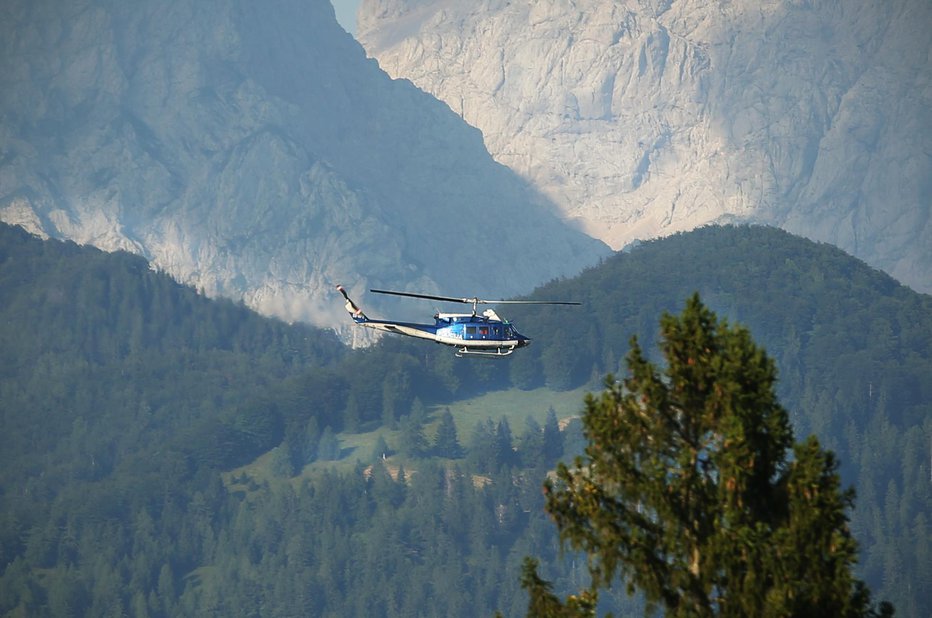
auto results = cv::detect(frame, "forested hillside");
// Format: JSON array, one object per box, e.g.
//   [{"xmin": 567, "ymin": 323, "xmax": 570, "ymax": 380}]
[
  {"xmin": 1, "ymin": 223, "xmax": 929, "ymax": 616},
  {"xmin": 0, "ymin": 223, "xmax": 612, "ymax": 616},
  {"xmin": 506, "ymin": 225, "xmax": 932, "ymax": 615}
]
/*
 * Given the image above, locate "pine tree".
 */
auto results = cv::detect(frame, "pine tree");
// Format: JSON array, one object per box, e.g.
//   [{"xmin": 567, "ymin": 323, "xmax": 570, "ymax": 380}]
[
  {"xmin": 493, "ymin": 418, "xmax": 516, "ymax": 470},
  {"xmin": 467, "ymin": 419, "xmax": 497, "ymax": 474},
  {"xmin": 542, "ymin": 407, "xmax": 564, "ymax": 464},
  {"xmin": 370, "ymin": 434, "xmax": 390, "ymax": 463},
  {"xmin": 399, "ymin": 412, "xmax": 428, "ymax": 459},
  {"xmin": 433, "ymin": 409, "xmax": 462, "ymax": 458},
  {"xmin": 519, "ymin": 416, "xmax": 545, "ymax": 467},
  {"xmin": 524, "ymin": 294, "xmax": 893, "ymax": 617},
  {"xmin": 316, "ymin": 426, "xmax": 340, "ymax": 462}
]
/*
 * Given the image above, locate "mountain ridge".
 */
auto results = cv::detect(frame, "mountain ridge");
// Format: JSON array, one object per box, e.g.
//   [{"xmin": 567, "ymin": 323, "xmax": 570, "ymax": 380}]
[
  {"xmin": 2, "ymin": 220, "xmax": 929, "ymax": 614},
  {"xmin": 0, "ymin": 0, "xmax": 608, "ymax": 330},
  {"xmin": 358, "ymin": 0, "xmax": 932, "ymax": 294}
]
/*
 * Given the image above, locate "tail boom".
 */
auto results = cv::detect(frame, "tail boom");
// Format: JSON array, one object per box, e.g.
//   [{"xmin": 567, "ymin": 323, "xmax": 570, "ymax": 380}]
[{"xmin": 336, "ymin": 285, "xmax": 368, "ymax": 322}]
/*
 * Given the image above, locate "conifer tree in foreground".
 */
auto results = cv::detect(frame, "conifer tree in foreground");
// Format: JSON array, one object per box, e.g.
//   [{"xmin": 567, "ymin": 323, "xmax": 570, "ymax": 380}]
[{"xmin": 522, "ymin": 294, "xmax": 893, "ymax": 617}]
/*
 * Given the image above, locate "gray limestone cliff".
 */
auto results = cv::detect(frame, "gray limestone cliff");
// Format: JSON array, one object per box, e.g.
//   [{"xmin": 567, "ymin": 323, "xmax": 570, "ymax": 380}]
[
  {"xmin": 0, "ymin": 0, "xmax": 609, "ymax": 329},
  {"xmin": 358, "ymin": 0, "xmax": 932, "ymax": 293}
]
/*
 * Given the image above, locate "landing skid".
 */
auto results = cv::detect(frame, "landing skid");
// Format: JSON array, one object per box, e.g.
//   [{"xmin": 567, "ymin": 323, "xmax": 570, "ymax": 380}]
[{"xmin": 454, "ymin": 346, "xmax": 516, "ymax": 358}]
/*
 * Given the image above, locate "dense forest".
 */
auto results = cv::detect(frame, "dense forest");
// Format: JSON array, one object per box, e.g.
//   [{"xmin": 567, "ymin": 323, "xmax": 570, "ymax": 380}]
[
  {"xmin": 0, "ymin": 222, "xmax": 929, "ymax": 616},
  {"xmin": 507, "ymin": 226, "xmax": 932, "ymax": 615}
]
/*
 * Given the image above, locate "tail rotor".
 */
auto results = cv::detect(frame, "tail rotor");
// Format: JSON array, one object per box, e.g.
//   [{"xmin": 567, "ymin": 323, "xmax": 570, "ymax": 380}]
[{"xmin": 336, "ymin": 285, "xmax": 367, "ymax": 321}]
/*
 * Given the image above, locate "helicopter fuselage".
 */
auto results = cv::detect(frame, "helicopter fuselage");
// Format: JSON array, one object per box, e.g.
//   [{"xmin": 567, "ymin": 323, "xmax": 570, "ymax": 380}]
[
  {"xmin": 336, "ymin": 285, "xmax": 577, "ymax": 357},
  {"xmin": 349, "ymin": 310, "xmax": 530, "ymax": 357}
]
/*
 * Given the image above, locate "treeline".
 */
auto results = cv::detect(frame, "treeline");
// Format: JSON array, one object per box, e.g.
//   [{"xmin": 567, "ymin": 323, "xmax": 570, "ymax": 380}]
[
  {"xmin": 3, "ymin": 402, "xmax": 626, "ymax": 616},
  {"xmin": 0, "ymin": 223, "xmax": 517, "ymax": 494},
  {"xmin": 1, "ymin": 222, "xmax": 930, "ymax": 615},
  {"xmin": 0, "ymin": 224, "xmax": 609, "ymax": 616},
  {"xmin": 506, "ymin": 225, "xmax": 932, "ymax": 615}
]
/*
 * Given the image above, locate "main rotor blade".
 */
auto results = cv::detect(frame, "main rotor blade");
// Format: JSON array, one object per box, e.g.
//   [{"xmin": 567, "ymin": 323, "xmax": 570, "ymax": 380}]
[
  {"xmin": 370, "ymin": 289, "xmax": 475, "ymax": 304},
  {"xmin": 484, "ymin": 300, "xmax": 581, "ymax": 305},
  {"xmin": 370, "ymin": 289, "xmax": 579, "ymax": 306}
]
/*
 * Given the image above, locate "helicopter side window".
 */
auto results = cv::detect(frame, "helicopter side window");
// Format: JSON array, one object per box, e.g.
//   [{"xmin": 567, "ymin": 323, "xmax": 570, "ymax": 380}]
[
  {"xmin": 492, "ymin": 325, "xmax": 502, "ymax": 338},
  {"xmin": 479, "ymin": 326, "xmax": 489, "ymax": 338},
  {"xmin": 465, "ymin": 326, "xmax": 477, "ymax": 338}
]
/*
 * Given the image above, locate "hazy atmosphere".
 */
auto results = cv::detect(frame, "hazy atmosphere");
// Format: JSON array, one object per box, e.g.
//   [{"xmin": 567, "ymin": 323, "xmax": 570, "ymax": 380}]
[
  {"xmin": 1, "ymin": 0, "xmax": 928, "ymax": 616},
  {"xmin": 331, "ymin": 0, "xmax": 362, "ymax": 33}
]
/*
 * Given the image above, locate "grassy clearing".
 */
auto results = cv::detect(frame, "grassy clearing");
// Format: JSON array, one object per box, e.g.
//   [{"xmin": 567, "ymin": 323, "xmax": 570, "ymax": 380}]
[
  {"xmin": 435, "ymin": 384, "xmax": 592, "ymax": 438},
  {"xmin": 227, "ymin": 384, "xmax": 599, "ymax": 488}
]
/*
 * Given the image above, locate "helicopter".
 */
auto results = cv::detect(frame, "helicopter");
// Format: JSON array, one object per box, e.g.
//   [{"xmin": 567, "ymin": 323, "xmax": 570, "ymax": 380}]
[{"xmin": 336, "ymin": 285, "xmax": 580, "ymax": 357}]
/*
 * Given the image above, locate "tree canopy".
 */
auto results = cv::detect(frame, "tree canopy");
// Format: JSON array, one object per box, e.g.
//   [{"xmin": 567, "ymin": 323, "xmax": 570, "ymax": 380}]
[
  {"xmin": 2, "ymin": 223, "xmax": 928, "ymax": 615},
  {"xmin": 525, "ymin": 294, "xmax": 894, "ymax": 617}
]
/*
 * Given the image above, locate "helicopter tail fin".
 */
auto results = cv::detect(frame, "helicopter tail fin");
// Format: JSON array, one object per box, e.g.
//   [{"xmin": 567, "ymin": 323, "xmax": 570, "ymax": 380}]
[{"xmin": 336, "ymin": 285, "xmax": 368, "ymax": 322}]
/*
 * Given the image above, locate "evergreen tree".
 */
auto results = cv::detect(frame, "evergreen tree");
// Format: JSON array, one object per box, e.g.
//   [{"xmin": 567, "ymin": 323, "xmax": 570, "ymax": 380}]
[
  {"xmin": 518, "ymin": 416, "xmax": 545, "ymax": 467},
  {"xmin": 299, "ymin": 417, "xmax": 321, "ymax": 466},
  {"xmin": 399, "ymin": 413, "xmax": 428, "ymax": 458},
  {"xmin": 343, "ymin": 390, "xmax": 362, "ymax": 432},
  {"xmin": 269, "ymin": 445, "xmax": 293, "ymax": 478},
  {"xmin": 370, "ymin": 434, "xmax": 390, "ymax": 463},
  {"xmin": 433, "ymin": 409, "xmax": 462, "ymax": 458},
  {"xmin": 524, "ymin": 294, "xmax": 893, "ymax": 617},
  {"xmin": 467, "ymin": 419, "xmax": 497, "ymax": 474},
  {"xmin": 542, "ymin": 407, "xmax": 564, "ymax": 464},
  {"xmin": 409, "ymin": 397, "xmax": 427, "ymax": 425},
  {"xmin": 316, "ymin": 426, "xmax": 340, "ymax": 462},
  {"xmin": 493, "ymin": 417, "xmax": 516, "ymax": 470},
  {"xmin": 382, "ymin": 380, "xmax": 399, "ymax": 429},
  {"xmin": 510, "ymin": 349, "xmax": 544, "ymax": 390}
]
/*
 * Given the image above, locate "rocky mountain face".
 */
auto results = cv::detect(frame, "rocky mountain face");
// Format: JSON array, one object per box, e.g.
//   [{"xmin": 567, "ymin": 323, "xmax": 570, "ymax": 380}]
[
  {"xmin": 358, "ymin": 0, "xmax": 932, "ymax": 294},
  {"xmin": 0, "ymin": 0, "xmax": 608, "ymax": 330}
]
